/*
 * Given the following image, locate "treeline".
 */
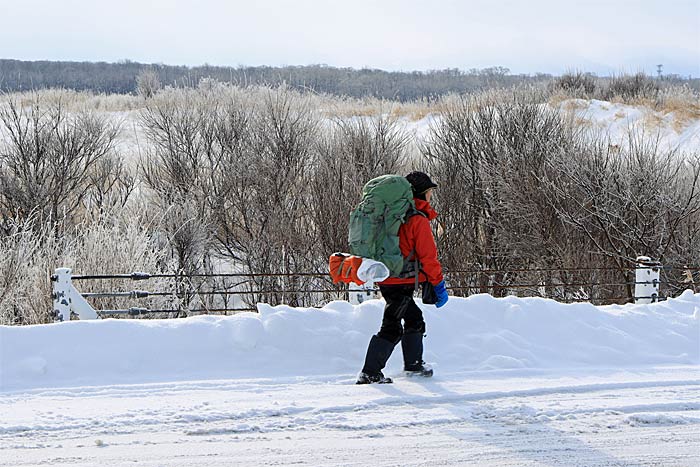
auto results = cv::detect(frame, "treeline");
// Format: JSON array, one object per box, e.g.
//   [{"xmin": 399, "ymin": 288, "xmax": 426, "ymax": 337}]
[
  {"xmin": 1, "ymin": 83, "xmax": 699, "ymax": 324},
  {"xmin": 4, "ymin": 59, "xmax": 698, "ymax": 103},
  {"xmin": 0, "ymin": 58, "xmax": 671, "ymax": 101}
]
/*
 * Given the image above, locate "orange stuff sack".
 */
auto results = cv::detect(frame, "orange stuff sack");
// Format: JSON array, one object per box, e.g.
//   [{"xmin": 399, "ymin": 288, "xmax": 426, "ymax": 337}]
[{"xmin": 329, "ymin": 253, "xmax": 365, "ymax": 285}]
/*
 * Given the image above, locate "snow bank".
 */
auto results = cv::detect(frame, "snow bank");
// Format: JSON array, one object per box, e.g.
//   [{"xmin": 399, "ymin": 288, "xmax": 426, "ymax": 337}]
[
  {"xmin": 403, "ymin": 99, "xmax": 700, "ymax": 154},
  {"xmin": 554, "ymin": 99, "xmax": 700, "ymax": 153},
  {"xmin": 1, "ymin": 292, "xmax": 698, "ymax": 392}
]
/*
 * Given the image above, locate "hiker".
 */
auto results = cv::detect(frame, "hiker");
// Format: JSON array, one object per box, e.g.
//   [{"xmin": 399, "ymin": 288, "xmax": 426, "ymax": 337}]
[{"xmin": 356, "ymin": 171, "xmax": 448, "ymax": 384}]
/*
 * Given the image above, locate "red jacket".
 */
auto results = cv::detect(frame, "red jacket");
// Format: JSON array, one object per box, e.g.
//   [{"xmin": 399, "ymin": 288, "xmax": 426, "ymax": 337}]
[{"xmin": 380, "ymin": 198, "xmax": 444, "ymax": 286}]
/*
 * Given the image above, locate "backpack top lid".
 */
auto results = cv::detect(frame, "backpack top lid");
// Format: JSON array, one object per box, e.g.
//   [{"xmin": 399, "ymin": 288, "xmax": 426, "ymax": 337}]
[
  {"xmin": 360, "ymin": 174, "xmax": 413, "ymax": 202},
  {"xmin": 348, "ymin": 175, "xmax": 416, "ymax": 276},
  {"xmin": 357, "ymin": 174, "xmax": 415, "ymax": 220}
]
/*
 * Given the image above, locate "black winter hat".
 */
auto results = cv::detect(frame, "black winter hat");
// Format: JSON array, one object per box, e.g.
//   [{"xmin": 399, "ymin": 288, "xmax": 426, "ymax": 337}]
[{"xmin": 405, "ymin": 171, "xmax": 438, "ymax": 195}]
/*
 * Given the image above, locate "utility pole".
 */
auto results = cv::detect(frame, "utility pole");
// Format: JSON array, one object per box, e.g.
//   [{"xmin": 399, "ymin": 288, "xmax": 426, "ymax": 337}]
[{"xmin": 656, "ymin": 64, "xmax": 663, "ymax": 79}]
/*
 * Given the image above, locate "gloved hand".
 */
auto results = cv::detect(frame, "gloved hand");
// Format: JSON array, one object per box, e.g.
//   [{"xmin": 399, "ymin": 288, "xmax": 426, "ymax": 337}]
[{"xmin": 434, "ymin": 280, "xmax": 448, "ymax": 308}]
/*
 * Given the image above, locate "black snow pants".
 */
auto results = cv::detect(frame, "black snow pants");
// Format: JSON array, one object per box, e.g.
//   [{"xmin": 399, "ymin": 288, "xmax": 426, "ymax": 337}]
[{"xmin": 377, "ymin": 284, "xmax": 426, "ymax": 344}]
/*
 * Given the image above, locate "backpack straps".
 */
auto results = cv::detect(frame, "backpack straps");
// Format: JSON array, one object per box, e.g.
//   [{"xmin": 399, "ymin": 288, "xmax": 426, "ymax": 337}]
[
  {"xmin": 397, "ymin": 207, "xmax": 428, "ymax": 290},
  {"xmin": 407, "ymin": 248, "xmax": 420, "ymax": 291}
]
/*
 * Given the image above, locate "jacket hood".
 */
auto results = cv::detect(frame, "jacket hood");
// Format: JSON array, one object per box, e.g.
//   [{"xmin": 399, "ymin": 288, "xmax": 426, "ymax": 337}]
[{"xmin": 415, "ymin": 198, "xmax": 438, "ymax": 221}]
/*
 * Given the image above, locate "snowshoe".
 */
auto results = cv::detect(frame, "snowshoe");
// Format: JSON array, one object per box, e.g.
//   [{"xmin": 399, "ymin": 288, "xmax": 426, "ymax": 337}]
[
  {"xmin": 404, "ymin": 362, "xmax": 433, "ymax": 378},
  {"xmin": 356, "ymin": 371, "xmax": 393, "ymax": 384}
]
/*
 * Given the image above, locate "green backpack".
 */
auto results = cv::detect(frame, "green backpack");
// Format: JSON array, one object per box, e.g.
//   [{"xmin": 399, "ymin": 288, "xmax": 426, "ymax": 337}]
[{"xmin": 348, "ymin": 175, "xmax": 416, "ymax": 277}]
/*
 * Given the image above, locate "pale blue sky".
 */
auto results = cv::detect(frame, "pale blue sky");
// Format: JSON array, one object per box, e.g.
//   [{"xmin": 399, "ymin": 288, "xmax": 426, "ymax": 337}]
[{"xmin": 1, "ymin": 0, "xmax": 698, "ymax": 76}]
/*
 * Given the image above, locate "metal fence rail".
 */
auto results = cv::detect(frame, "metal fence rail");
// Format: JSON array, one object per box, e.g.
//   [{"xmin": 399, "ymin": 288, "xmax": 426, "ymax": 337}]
[{"xmin": 51, "ymin": 256, "xmax": 680, "ymax": 321}]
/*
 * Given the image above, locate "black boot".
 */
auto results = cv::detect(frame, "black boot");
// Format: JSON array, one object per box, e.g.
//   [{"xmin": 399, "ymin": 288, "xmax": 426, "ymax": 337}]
[
  {"xmin": 401, "ymin": 332, "xmax": 433, "ymax": 377},
  {"xmin": 357, "ymin": 335, "xmax": 396, "ymax": 384}
]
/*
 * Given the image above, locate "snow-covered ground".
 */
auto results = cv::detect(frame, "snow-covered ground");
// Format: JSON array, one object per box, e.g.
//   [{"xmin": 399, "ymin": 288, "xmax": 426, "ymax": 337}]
[
  {"xmin": 402, "ymin": 98, "xmax": 700, "ymax": 154},
  {"xmin": 1, "ymin": 292, "xmax": 698, "ymax": 466},
  {"xmin": 555, "ymin": 98, "xmax": 700, "ymax": 153},
  {"xmin": 1, "ymin": 96, "xmax": 699, "ymax": 465},
  {"xmin": 112, "ymin": 97, "xmax": 700, "ymax": 163}
]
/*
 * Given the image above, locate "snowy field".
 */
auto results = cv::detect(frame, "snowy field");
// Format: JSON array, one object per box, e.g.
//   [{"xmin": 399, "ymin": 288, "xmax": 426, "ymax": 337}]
[
  {"xmin": 111, "ymin": 97, "xmax": 700, "ymax": 161},
  {"xmin": 555, "ymin": 98, "xmax": 700, "ymax": 153},
  {"xmin": 1, "ymin": 292, "xmax": 698, "ymax": 466}
]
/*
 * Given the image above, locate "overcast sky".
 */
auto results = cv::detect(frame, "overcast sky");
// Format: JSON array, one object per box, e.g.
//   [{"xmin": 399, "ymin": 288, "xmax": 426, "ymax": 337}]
[{"xmin": 1, "ymin": 0, "xmax": 698, "ymax": 76}]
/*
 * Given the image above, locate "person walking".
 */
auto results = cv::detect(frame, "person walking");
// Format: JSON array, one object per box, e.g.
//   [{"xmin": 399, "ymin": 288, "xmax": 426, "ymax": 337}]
[{"xmin": 356, "ymin": 171, "xmax": 448, "ymax": 384}]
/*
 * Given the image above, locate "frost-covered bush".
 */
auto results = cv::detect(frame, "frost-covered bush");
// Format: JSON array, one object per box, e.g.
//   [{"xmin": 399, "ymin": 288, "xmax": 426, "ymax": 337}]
[
  {"xmin": 0, "ymin": 219, "xmax": 61, "ymax": 325},
  {"xmin": 656, "ymin": 84, "xmax": 700, "ymax": 117},
  {"xmin": 0, "ymin": 208, "xmax": 175, "ymax": 325},
  {"xmin": 423, "ymin": 87, "xmax": 700, "ymax": 302},
  {"xmin": 423, "ymin": 88, "xmax": 580, "ymax": 296},
  {"xmin": 62, "ymin": 209, "xmax": 177, "ymax": 316},
  {"xmin": 136, "ymin": 83, "xmax": 417, "ymax": 308},
  {"xmin": 136, "ymin": 68, "xmax": 162, "ymax": 100},
  {"xmin": 3, "ymin": 82, "xmax": 700, "ymax": 323},
  {"xmin": 139, "ymin": 84, "xmax": 322, "ymax": 306},
  {"xmin": 310, "ymin": 113, "xmax": 410, "ymax": 256},
  {"xmin": 603, "ymin": 72, "xmax": 660, "ymax": 101},
  {"xmin": 552, "ymin": 70, "xmax": 597, "ymax": 97},
  {"xmin": 0, "ymin": 92, "xmax": 124, "ymax": 230}
]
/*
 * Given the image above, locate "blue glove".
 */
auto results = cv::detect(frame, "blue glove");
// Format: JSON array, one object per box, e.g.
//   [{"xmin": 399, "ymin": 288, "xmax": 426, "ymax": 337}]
[{"xmin": 434, "ymin": 280, "xmax": 448, "ymax": 308}]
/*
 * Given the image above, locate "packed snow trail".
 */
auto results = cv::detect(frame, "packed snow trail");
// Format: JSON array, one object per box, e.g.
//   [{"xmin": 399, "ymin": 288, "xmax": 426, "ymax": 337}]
[
  {"xmin": 1, "ymin": 368, "xmax": 698, "ymax": 466},
  {"xmin": 1, "ymin": 292, "xmax": 698, "ymax": 466}
]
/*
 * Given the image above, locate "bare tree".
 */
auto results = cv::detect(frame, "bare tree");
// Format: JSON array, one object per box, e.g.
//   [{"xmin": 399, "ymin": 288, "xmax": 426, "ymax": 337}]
[
  {"xmin": 542, "ymin": 132, "xmax": 700, "ymax": 299},
  {"xmin": 136, "ymin": 68, "xmax": 161, "ymax": 99},
  {"xmin": 83, "ymin": 153, "xmax": 137, "ymax": 215},
  {"xmin": 0, "ymin": 94, "xmax": 120, "ymax": 231},
  {"xmin": 423, "ymin": 89, "xmax": 608, "ymax": 299},
  {"xmin": 422, "ymin": 91, "xmax": 506, "ymax": 294},
  {"xmin": 309, "ymin": 113, "xmax": 410, "ymax": 256},
  {"xmin": 227, "ymin": 86, "xmax": 319, "ymax": 306},
  {"xmin": 139, "ymin": 84, "xmax": 324, "ymax": 308},
  {"xmin": 139, "ymin": 87, "xmax": 219, "ymax": 284}
]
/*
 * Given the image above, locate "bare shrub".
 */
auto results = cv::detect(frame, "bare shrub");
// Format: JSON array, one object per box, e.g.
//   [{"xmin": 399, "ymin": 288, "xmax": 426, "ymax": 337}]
[
  {"xmin": 218, "ymin": 86, "xmax": 319, "ymax": 306},
  {"xmin": 136, "ymin": 68, "xmax": 162, "ymax": 100},
  {"xmin": 423, "ymin": 89, "xmax": 577, "ymax": 296},
  {"xmin": 0, "ymin": 94, "xmax": 121, "ymax": 230},
  {"xmin": 310, "ymin": 114, "xmax": 410, "ymax": 256},
  {"xmin": 0, "ymin": 208, "xmax": 175, "ymax": 325},
  {"xmin": 83, "ymin": 152, "xmax": 137, "ymax": 215},
  {"xmin": 139, "ymin": 84, "xmax": 324, "ymax": 308},
  {"xmin": 541, "ymin": 132, "xmax": 700, "ymax": 298},
  {"xmin": 603, "ymin": 73, "xmax": 660, "ymax": 102},
  {"xmin": 139, "ymin": 84, "xmax": 413, "ymax": 308},
  {"xmin": 424, "ymin": 84, "xmax": 700, "ymax": 302},
  {"xmin": 421, "ymin": 87, "xmax": 697, "ymax": 302},
  {"xmin": 552, "ymin": 70, "xmax": 597, "ymax": 97},
  {"xmin": 0, "ymin": 218, "xmax": 60, "ymax": 325},
  {"xmin": 139, "ymin": 86, "xmax": 223, "ymax": 283}
]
